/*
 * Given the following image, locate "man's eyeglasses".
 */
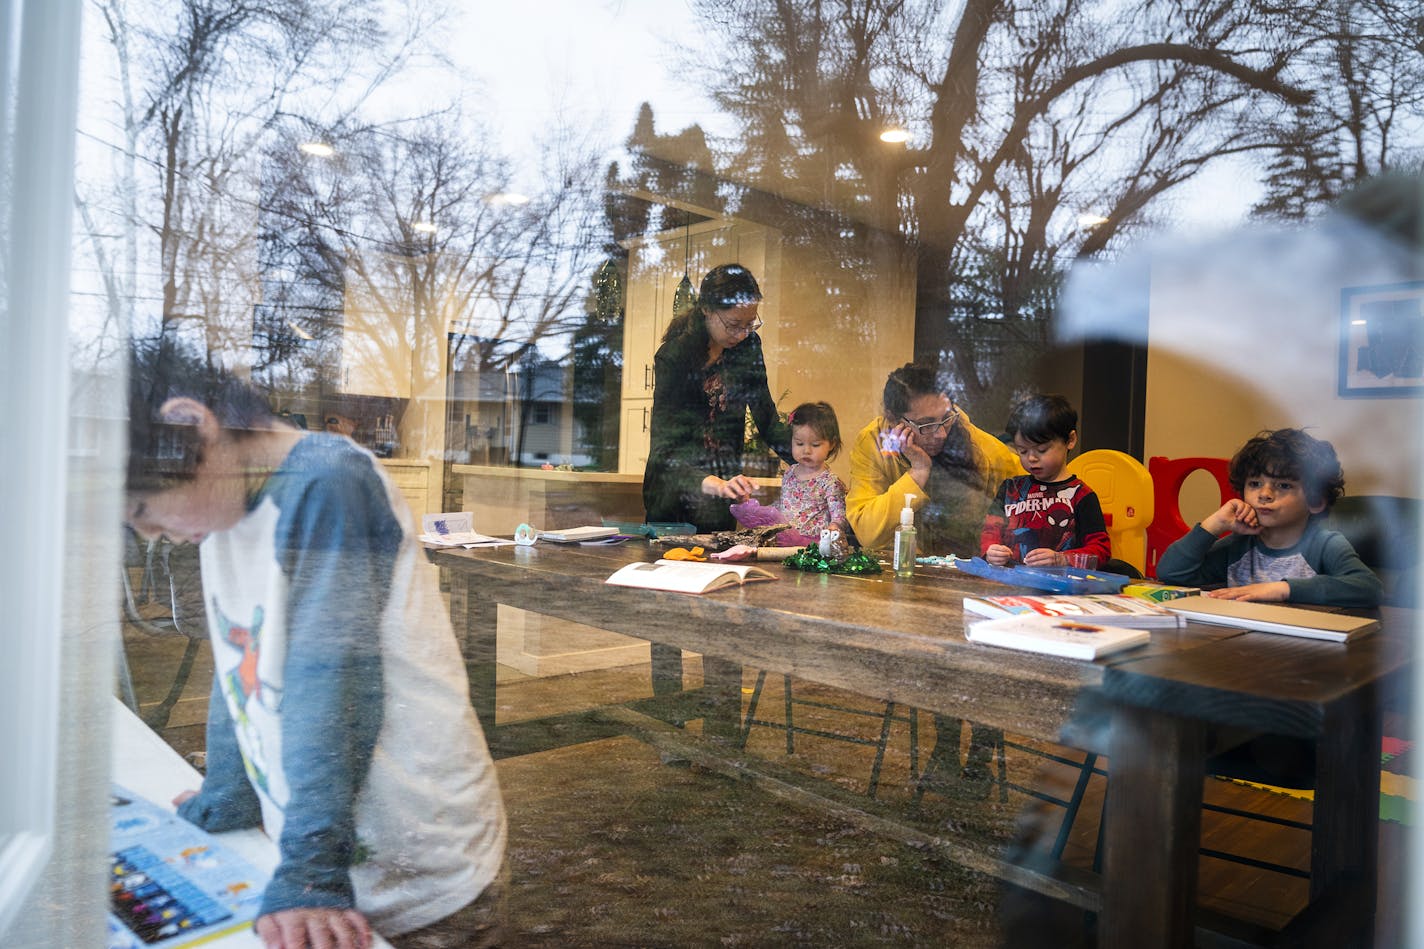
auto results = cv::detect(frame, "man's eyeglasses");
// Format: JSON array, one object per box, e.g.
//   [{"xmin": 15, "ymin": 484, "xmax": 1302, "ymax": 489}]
[
  {"xmin": 714, "ymin": 312, "xmax": 764, "ymax": 338},
  {"xmin": 901, "ymin": 408, "xmax": 959, "ymax": 436}
]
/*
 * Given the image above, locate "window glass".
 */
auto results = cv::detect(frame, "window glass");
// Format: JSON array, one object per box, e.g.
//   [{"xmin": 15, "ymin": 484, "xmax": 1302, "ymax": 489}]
[{"xmin": 76, "ymin": 1, "xmax": 1421, "ymax": 945}]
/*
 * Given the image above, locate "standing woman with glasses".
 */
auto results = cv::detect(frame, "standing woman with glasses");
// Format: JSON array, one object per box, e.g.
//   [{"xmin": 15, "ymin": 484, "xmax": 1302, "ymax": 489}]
[
  {"xmin": 642, "ymin": 263, "xmax": 793, "ymax": 531},
  {"xmin": 846, "ymin": 361, "xmax": 1023, "ymax": 558},
  {"xmin": 642, "ymin": 263, "xmax": 793, "ymax": 713}
]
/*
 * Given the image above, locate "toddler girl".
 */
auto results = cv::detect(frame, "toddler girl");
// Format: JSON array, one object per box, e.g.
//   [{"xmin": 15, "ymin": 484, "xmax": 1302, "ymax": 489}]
[
  {"xmin": 780, "ymin": 401, "xmax": 848, "ymax": 538},
  {"xmin": 780, "ymin": 396, "xmax": 843, "ymax": 535},
  {"xmin": 732, "ymin": 401, "xmax": 847, "ymax": 545},
  {"xmin": 734, "ymin": 401, "xmax": 843, "ymax": 547}
]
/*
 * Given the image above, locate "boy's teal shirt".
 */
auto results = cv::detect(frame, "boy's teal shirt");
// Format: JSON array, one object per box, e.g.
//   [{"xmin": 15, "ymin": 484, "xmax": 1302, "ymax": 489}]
[{"xmin": 1156, "ymin": 517, "xmax": 1383, "ymax": 607}]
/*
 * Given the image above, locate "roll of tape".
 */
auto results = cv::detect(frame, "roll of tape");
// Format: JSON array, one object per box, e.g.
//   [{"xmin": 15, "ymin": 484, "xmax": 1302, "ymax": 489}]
[{"xmin": 514, "ymin": 523, "xmax": 539, "ymax": 546}]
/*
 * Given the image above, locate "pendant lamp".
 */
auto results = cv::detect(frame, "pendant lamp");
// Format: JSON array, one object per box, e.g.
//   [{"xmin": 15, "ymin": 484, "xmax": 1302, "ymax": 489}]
[{"xmin": 672, "ymin": 213, "xmax": 696, "ymax": 318}]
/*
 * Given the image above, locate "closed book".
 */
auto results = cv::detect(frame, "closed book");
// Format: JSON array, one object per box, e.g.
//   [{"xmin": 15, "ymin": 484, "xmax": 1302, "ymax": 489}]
[
  {"xmin": 541, "ymin": 525, "xmax": 621, "ymax": 543},
  {"xmin": 1121, "ymin": 581, "xmax": 1202, "ymax": 603},
  {"xmin": 966, "ymin": 615, "xmax": 1152, "ymax": 660},
  {"xmin": 606, "ymin": 559, "xmax": 777, "ymax": 595},
  {"xmin": 1163, "ymin": 595, "xmax": 1378, "ymax": 643},
  {"xmin": 962, "ymin": 593, "xmax": 1184, "ymax": 627}
]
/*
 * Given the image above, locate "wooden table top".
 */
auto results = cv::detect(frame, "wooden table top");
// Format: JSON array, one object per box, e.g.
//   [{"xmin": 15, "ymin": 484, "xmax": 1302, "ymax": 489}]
[
  {"xmin": 1103, "ymin": 606, "xmax": 1414, "ymax": 738},
  {"xmin": 429, "ymin": 541, "xmax": 1370, "ymax": 743}
]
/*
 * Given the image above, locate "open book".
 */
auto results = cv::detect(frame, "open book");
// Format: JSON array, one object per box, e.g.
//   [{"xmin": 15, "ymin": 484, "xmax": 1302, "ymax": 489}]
[
  {"xmin": 1163, "ymin": 595, "xmax": 1378, "ymax": 643},
  {"xmin": 606, "ymin": 559, "xmax": 777, "ymax": 595},
  {"xmin": 967, "ymin": 615, "xmax": 1152, "ymax": 660},
  {"xmin": 962, "ymin": 593, "xmax": 1183, "ymax": 627}
]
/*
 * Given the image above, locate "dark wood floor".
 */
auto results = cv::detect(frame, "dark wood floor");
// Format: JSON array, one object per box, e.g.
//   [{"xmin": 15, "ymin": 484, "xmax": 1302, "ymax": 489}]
[{"xmin": 122, "ymin": 619, "xmax": 1411, "ymax": 946}]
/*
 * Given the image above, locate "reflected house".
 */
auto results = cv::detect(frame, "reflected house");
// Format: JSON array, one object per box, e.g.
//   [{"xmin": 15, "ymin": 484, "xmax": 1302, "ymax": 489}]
[{"xmin": 445, "ymin": 346, "xmax": 592, "ymax": 469}]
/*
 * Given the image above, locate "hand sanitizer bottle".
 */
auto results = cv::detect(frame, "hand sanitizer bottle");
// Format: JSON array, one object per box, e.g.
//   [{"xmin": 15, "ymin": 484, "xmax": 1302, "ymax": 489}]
[{"xmin": 893, "ymin": 494, "xmax": 917, "ymax": 578}]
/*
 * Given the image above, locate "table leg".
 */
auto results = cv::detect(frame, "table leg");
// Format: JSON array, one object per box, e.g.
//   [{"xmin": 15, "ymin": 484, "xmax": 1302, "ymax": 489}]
[
  {"xmin": 1101, "ymin": 704, "xmax": 1206, "ymax": 949},
  {"xmin": 448, "ymin": 570, "xmax": 498, "ymax": 735},
  {"xmin": 700, "ymin": 655, "xmax": 744, "ymax": 743},
  {"xmin": 1310, "ymin": 687, "xmax": 1381, "ymax": 946}
]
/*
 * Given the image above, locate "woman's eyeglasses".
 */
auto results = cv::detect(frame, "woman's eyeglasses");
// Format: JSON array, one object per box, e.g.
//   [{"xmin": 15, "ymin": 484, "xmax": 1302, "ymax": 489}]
[
  {"xmin": 900, "ymin": 408, "xmax": 959, "ymax": 436},
  {"xmin": 714, "ymin": 312, "xmax": 764, "ymax": 338}
]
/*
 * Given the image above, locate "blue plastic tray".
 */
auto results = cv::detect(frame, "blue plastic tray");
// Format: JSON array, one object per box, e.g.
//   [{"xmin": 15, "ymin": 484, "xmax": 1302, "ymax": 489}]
[{"xmin": 923, "ymin": 556, "xmax": 1132, "ymax": 594}]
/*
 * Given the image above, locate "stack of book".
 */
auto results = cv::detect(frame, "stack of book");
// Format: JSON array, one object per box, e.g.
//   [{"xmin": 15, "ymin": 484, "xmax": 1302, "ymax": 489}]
[{"xmin": 962, "ymin": 593, "xmax": 1184, "ymax": 627}]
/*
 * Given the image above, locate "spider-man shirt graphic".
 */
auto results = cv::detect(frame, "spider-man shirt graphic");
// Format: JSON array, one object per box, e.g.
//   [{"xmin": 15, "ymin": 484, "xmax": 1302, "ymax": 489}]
[{"xmin": 979, "ymin": 475, "xmax": 1111, "ymax": 564}]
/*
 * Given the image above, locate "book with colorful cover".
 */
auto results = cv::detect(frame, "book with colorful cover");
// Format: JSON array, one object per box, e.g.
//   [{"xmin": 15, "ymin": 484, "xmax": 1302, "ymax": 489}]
[
  {"xmin": 962, "ymin": 593, "xmax": 1184, "ymax": 627},
  {"xmin": 107, "ymin": 784, "xmax": 268, "ymax": 948},
  {"xmin": 966, "ymin": 614, "xmax": 1153, "ymax": 660},
  {"xmin": 1121, "ymin": 581, "xmax": 1202, "ymax": 603},
  {"xmin": 1162, "ymin": 595, "xmax": 1378, "ymax": 643}
]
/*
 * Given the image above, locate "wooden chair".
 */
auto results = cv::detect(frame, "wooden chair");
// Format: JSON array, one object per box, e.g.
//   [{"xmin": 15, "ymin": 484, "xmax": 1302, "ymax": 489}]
[
  {"xmin": 1144, "ymin": 455, "xmax": 1233, "ymax": 578},
  {"xmin": 1067, "ymin": 449, "xmax": 1154, "ymax": 576}
]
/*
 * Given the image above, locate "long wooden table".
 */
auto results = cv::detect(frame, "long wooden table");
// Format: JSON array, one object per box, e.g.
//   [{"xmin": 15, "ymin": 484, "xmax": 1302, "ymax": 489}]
[{"xmin": 429, "ymin": 541, "xmax": 1412, "ymax": 948}]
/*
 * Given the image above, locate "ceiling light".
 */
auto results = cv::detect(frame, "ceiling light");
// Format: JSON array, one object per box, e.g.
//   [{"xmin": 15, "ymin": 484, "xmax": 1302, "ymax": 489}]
[
  {"xmin": 879, "ymin": 128, "xmax": 910, "ymax": 144},
  {"xmin": 1077, "ymin": 213, "xmax": 1109, "ymax": 228},
  {"xmin": 486, "ymin": 192, "xmax": 530, "ymax": 206},
  {"xmin": 299, "ymin": 141, "xmax": 335, "ymax": 158},
  {"xmin": 286, "ymin": 320, "xmax": 314, "ymax": 340},
  {"xmin": 412, "ymin": 221, "xmax": 438, "ymax": 234}
]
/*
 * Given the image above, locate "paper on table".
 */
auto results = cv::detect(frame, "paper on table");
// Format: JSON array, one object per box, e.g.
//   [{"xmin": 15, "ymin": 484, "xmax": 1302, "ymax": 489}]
[
  {"xmin": 419, "ymin": 511, "xmax": 514, "ymax": 547},
  {"xmin": 419, "ymin": 530, "xmax": 514, "ymax": 548},
  {"xmin": 423, "ymin": 511, "xmax": 474, "ymax": 535}
]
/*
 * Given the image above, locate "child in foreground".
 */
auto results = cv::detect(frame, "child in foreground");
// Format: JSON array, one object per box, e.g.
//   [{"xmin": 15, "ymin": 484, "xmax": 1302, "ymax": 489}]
[
  {"xmin": 125, "ymin": 341, "xmax": 507, "ymax": 949},
  {"xmin": 980, "ymin": 394, "xmax": 1111, "ymax": 568},
  {"xmin": 1156, "ymin": 428, "xmax": 1381, "ymax": 607}
]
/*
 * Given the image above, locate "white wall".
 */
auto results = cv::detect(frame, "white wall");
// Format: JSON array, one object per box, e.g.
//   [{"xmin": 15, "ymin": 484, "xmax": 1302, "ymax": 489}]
[{"xmin": 1068, "ymin": 214, "xmax": 1422, "ymax": 526}]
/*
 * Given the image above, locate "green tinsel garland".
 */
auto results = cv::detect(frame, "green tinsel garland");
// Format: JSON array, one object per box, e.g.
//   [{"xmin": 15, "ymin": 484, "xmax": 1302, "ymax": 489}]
[{"xmin": 782, "ymin": 546, "xmax": 882, "ymax": 575}]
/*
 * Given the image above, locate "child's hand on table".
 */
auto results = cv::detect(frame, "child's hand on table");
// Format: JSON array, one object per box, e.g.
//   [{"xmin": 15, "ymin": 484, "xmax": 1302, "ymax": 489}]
[
  {"xmin": 256, "ymin": 907, "xmax": 372, "ymax": 949},
  {"xmin": 1201, "ymin": 498, "xmax": 1260, "ymax": 536},
  {"xmin": 1021, "ymin": 547, "xmax": 1066, "ymax": 567},
  {"xmin": 984, "ymin": 544, "xmax": 1015, "ymax": 566},
  {"xmin": 1205, "ymin": 581, "xmax": 1290, "ymax": 602}
]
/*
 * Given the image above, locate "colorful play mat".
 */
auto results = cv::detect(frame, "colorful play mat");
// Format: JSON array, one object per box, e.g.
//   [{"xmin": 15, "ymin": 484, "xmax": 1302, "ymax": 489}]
[{"xmin": 1215, "ymin": 736, "xmax": 1414, "ymax": 825}]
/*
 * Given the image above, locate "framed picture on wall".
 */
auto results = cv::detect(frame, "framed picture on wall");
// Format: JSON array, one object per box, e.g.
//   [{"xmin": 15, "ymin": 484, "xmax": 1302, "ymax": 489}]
[{"xmin": 1339, "ymin": 280, "xmax": 1424, "ymax": 397}]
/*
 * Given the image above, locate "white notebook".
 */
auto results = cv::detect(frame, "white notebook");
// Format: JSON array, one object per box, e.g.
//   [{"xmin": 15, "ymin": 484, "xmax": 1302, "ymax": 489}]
[
  {"xmin": 541, "ymin": 526, "xmax": 621, "ymax": 543},
  {"xmin": 1163, "ymin": 595, "xmax": 1378, "ymax": 643},
  {"xmin": 966, "ymin": 615, "xmax": 1152, "ymax": 660}
]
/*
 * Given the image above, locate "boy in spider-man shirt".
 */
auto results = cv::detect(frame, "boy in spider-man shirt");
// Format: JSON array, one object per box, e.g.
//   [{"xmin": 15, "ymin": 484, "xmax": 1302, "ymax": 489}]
[{"xmin": 980, "ymin": 394, "xmax": 1110, "ymax": 567}]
